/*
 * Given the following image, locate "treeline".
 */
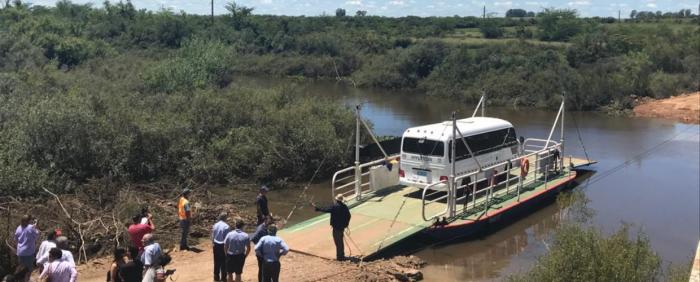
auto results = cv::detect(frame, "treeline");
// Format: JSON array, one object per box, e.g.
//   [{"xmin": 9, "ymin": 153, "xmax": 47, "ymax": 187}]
[
  {"xmin": 1, "ymin": 1, "xmax": 699, "ymax": 195},
  {"xmin": 630, "ymin": 9, "xmax": 695, "ymax": 21}
]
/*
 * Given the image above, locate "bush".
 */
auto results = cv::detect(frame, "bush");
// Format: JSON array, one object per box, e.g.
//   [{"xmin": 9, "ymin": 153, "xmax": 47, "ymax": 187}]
[
  {"xmin": 538, "ymin": 9, "xmax": 585, "ymax": 41},
  {"xmin": 143, "ymin": 38, "xmax": 234, "ymax": 93},
  {"xmin": 509, "ymin": 224, "xmax": 661, "ymax": 282},
  {"xmin": 479, "ymin": 20, "xmax": 504, "ymax": 39}
]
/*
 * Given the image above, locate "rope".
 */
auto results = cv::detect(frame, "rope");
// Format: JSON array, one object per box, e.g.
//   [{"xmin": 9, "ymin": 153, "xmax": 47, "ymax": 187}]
[
  {"xmin": 282, "ymin": 130, "xmax": 355, "ymax": 226},
  {"xmin": 375, "ymin": 197, "xmax": 408, "ymax": 253},
  {"xmin": 583, "ymin": 125, "xmax": 695, "ymax": 187},
  {"xmin": 570, "ymin": 112, "xmax": 591, "ymax": 164}
]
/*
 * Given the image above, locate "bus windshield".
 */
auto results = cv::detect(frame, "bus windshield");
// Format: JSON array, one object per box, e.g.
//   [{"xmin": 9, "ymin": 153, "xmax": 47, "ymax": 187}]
[{"xmin": 402, "ymin": 138, "xmax": 444, "ymax": 157}]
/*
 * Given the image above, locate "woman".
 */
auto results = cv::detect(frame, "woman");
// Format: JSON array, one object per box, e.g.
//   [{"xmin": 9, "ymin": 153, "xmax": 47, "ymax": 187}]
[
  {"xmin": 109, "ymin": 248, "xmax": 127, "ymax": 282},
  {"xmin": 117, "ymin": 246, "xmax": 143, "ymax": 282}
]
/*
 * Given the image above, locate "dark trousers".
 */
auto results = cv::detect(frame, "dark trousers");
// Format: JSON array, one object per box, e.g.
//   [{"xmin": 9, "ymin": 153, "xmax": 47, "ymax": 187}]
[
  {"xmin": 332, "ymin": 228, "xmax": 345, "ymax": 260},
  {"xmin": 261, "ymin": 261, "xmax": 280, "ymax": 282},
  {"xmin": 213, "ymin": 243, "xmax": 226, "ymax": 281},
  {"xmin": 256, "ymin": 255, "xmax": 264, "ymax": 282},
  {"xmin": 179, "ymin": 219, "xmax": 190, "ymax": 249}
]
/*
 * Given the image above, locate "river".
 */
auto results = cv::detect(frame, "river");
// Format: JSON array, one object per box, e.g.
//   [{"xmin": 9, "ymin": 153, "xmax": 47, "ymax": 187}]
[{"xmin": 236, "ymin": 77, "xmax": 700, "ymax": 281}]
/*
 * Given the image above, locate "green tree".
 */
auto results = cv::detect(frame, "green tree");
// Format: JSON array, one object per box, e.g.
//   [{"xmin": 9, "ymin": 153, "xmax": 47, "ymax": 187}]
[
  {"xmin": 506, "ymin": 9, "xmax": 527, "ymax": 17},
  {"xmin": 537, "ymin": 8, "xmax": 584, "ymax": 41},
  {"xmin": 335, "ymin": 8, "xmax": 346, "ymax": 17},
  {"xmin": 479, "ymin": 20, "xmax": 504, "ymax": 39}
]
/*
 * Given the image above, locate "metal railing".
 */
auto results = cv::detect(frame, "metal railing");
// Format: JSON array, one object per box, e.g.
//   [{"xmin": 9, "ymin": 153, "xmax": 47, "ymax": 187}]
[
  {"xmin": 332, "ymin": 155, "xmax": 400, "ymax": 201},
  {"xmin": 421, "ymin": 142, "xmax": 563, "ymax": 222}
]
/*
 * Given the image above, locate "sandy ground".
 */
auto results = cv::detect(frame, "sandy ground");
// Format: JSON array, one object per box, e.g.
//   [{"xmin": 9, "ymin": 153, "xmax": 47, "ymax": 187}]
[
  {"xmin": 76, "ymin": 241, "xmax": 424, "ymax": 282},
  {"xmin": 633, "ymin": 92, "xmax": 700, "ymax": 124}
]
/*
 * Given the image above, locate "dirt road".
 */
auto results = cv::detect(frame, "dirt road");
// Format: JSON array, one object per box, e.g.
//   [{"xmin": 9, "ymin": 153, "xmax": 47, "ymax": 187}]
[
  {"xmin": 633, "ymin": 92, "xmax": 700, "ymax": 124},
  {"xmin": 76, "ymin": 241, "xmax": 424, "ymax": 281}
]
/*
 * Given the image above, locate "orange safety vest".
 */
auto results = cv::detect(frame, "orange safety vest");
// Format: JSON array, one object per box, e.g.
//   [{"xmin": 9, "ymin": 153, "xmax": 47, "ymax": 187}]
[{"xmin": 178, "ymin": 197, "xmax": 190, "ymax": 220}]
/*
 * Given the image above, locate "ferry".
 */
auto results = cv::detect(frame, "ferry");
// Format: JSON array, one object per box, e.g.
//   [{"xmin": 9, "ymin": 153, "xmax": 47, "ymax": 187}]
[{"xmin": 278, "ymin": 96, "xmax": 596, "ymax": 260}]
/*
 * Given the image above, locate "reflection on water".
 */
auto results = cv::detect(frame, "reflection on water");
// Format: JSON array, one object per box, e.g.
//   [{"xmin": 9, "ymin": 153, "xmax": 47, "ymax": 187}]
[{"xmin": 235, "ymin": 76, "xmax": 700, "ymax": 281}]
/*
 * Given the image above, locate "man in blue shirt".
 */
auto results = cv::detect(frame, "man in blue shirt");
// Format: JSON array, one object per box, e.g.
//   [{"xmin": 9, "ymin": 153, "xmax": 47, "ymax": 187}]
[
  {"xmin": 14, "ymin": 214, "xmax": 39, "ymax": 282},
  {"xmin": 211, "ymin": 213, "xmax": 230, "ymax": 282},
  {"xmin": 224, "ymin": 220, "xmax": 250, "ymax": 282},
  {"xmin": 254, "ymin": 225, "xmax": 288, "ymax": 282},
  {"xmin": 140, "ymin": 233, "xmax": 162, "ymax": 282},
  {"xmin": 250, "ymin": 216, "xmax": 271, "ymax": 282}
]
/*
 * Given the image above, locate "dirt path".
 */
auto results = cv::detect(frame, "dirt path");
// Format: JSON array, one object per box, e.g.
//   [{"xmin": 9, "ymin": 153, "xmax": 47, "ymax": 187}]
[
  {"xmin": 633, "ymin": 92, "xmax": 700, "ymax": 124},
  {"xmin": 76, "ymin": 241, "xmax": 424, "ymax": 281}
]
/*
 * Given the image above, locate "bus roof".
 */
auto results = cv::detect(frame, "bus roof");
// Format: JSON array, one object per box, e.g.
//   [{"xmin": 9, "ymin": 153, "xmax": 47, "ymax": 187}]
[{"xmin": 402, "ymin": 117, "xmax": 514, "ymax": 141}]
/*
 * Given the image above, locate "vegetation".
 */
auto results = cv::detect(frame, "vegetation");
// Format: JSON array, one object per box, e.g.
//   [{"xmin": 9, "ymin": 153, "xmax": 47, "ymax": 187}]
[{"xmin": 0, "ymin": 1, "xmax": 698, "ymax": 196}]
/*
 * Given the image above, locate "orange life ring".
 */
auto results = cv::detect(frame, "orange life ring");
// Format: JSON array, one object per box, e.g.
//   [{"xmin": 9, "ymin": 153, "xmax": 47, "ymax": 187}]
[{"xmin": 520, "ymin": 157, "xmax": 530, "ymax": 177}]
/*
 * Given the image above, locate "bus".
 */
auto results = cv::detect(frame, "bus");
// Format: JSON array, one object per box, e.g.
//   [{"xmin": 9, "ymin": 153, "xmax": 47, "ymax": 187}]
[{"xmin": 399, "ymin": 117, "xmax": 519, "ymax": 190}]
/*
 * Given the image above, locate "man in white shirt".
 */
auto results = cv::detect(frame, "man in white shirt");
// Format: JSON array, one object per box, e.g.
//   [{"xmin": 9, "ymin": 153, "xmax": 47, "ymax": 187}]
[{"xmin": 140, "ymin": 233, "xmax": 162, "ymax": 282}]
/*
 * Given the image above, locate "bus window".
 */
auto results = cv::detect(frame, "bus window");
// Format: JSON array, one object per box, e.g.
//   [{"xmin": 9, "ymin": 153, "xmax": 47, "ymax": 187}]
[
  {"xmin": 449, "ymin": 128, "xmax": 518, "ymax": 162},
  {"xmin": 402, "ymin": 138, "xmax": 445, "ymax": 157}
]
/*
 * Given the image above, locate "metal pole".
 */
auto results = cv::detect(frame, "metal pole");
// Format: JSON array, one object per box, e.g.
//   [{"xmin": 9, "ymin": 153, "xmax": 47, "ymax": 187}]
[
  {"xmin": 355, "ymin": 105, "xmax": 361, "ymax": 201},
  {"xmin": 481, "ymin": 92, "xmax": 485, "ymax": 117},
  {"xmin": 449, "ymin": 112, "xmax": 457, "ymax": 217},
  {"xmin": 560, "ymin": 96, "xmax": 565, "ymax": 172},
  {"xmin": 545, "ymin": 101, "xmax": 564, "ymax": 149}
]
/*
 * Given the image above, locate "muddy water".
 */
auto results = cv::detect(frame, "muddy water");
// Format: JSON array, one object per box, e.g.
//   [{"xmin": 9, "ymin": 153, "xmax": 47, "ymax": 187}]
[{"xmin": 236, "ymin": 77, "xmax": 700, "ymax": 280}]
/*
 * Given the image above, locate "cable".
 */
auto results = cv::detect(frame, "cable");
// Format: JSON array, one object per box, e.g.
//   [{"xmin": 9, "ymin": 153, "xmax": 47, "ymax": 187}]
[
  {"xmin": 583, "ymin": 125, "xmax": 695, "ymax": 187},
  {"xmin": 570, "ymin": 112, "xmax": 591, "ymax": 164}
]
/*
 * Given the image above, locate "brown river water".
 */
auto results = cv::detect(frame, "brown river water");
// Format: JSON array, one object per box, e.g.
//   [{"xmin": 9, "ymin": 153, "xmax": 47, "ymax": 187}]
[{"xmin": 236, "ymin": 77, "xmax": 700, "ymax": 281}]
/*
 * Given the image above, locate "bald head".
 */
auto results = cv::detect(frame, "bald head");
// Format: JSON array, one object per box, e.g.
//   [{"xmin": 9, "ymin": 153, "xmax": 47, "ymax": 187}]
[{"xmin": 142, "ymin": 233, "xmax": 154, "ymax": 245}]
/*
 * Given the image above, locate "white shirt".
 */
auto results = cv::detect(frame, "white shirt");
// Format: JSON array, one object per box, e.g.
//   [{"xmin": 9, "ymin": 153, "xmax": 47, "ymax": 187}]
[
  {"xmin": 37, "ymin": 249, "xmax": 75, "ymax": 267},
  {"xmin": 36, "ymin": 240, "xmax": 56, "ymax": 261}
]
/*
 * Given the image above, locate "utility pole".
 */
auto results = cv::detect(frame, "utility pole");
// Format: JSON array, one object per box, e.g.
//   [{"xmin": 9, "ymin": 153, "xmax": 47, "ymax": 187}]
[
  {"xmin": 483, "ymin": 5, "xmax": 486, "ymax": 19},
  {"xmin": 211, "ymin": 0, "xmax": 214, "ymax": 25},
  {"xmin": 618, "ymin": 10, "xmax": 621, "ymax": 22}
]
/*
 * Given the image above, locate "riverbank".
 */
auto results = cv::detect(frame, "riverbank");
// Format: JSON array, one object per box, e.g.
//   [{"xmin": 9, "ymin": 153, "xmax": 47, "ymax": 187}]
[
  {"xmin": 76, "ymin": 241, "xmax": 425, "ymax": 281},
  {"xmin": 633, "ymin": 92, "xmax": 700, "ymax": 124}
]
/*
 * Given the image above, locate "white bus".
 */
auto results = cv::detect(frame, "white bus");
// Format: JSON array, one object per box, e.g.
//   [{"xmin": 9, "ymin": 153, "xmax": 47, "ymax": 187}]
[{"xmin": 398, "ymin": 117, "xmax": 519, "ymax": 190}]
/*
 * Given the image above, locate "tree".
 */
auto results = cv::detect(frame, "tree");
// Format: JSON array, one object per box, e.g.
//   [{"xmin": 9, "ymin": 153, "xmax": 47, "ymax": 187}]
[
  {"xmin": 355, "ymin": 10, "xmax": 367, "ymax": 16},
  {"xmin": 225, "ymin": 1, "xmax": 254, "ymax": 30},
  {"xmin": 630, "ymin": 9, "xmax": 637, "ymax": 19},
  {"xmin": 479, "ymin": 20, "xmax": 504, "ymax": 38},
  {"xmin": 526, "ymin": 11, "xmax": 535, "ymax": 17},
  {"xmin": 537, "ymin": 9, "xmax": 583, "ymax": 41},
  {"xmin": 335, "ymin": 8, "xmax": 346, "ymax": 17},
  {"xmin": 506, "ymin": 9, "xmax": 527, "ymax": 17}
]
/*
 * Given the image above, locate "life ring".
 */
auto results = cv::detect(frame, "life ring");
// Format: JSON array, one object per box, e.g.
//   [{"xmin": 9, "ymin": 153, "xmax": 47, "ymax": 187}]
[{"xmin": 520, "ymin": 157, "xmax": 530, "ymax": 177}]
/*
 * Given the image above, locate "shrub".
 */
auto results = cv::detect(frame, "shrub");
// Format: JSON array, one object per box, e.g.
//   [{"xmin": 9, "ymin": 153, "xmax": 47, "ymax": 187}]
[{"xmin": 479, "ymin": 20, "xmax": 504, "ymax": 39}]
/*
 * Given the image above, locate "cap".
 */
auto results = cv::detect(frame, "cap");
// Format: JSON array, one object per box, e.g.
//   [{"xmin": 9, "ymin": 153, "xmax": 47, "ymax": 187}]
[
  {"xmin": 335, "ymin": 194, "xmax": 344, "ymax": 202},
  {"xmin": 260, "ymin": 185, "xmax": 269, "ymax": 192},
  {"xmin": 182, "ymin": 188, "xmax": 192, "ymax": 195}
]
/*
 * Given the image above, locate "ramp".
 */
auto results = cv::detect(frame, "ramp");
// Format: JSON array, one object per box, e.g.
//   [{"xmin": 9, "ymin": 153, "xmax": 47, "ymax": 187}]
[{"xmin": 278, "ymin": 186, "xmax": 437, "ymax": 260}]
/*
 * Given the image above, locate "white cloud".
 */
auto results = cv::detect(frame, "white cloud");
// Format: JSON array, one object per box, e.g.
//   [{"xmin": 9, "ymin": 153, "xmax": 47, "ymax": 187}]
[
  {"xmin": 494, "ymin": 1, "xmax": 512, "ymax": 6},
  {"xmin": 258, "ymin": 0, "xmax": 273, "ymax": 4},
  {"xmin": 389, "ymin": 0, "xmax": 405, "ymax": 6},
  {"xmin": 646, "ymin": 3, "xmax": 657, "ymax": 8},
  {"xmin": 346, "ymin": 0, "xmax": 362, "ymax": 5},
  {"xmin": 568, "ymin": 0, "xmax": 591, "ymax": 6}
]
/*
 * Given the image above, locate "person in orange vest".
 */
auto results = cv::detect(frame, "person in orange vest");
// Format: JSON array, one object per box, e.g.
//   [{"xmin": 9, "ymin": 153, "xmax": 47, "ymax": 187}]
[{"xmin": 178, "ymin": 189, "xmax": 192, "ymax": 251}]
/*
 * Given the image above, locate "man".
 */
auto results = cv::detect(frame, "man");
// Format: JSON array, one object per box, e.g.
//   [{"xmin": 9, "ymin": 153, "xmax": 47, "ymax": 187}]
[
  {"xmin": 313, "ymin": 195, "xmax": 351, "ymax": 261},
  {"xmin": 178, "ymin": 188, "xmax": 192, "ymax": 251},
  {"xmin": 37, "ymin": 236, "xmax": 75, "ymax": 267},
  {"xmin": 39, "ymin": 248, "xmax": 77, "ymax": 282},
  {"xmin": 211, "ymin": 212, "xmax": 230, "ymax": 282},
  {"xmin": 140, "ymin": 233, "xmax": 162, "ymax": 282},
  {"xmin": 35, "ymin": 229, "xmax": 59, "ymax": 272},
  {"xmin": 14, "ymin": 214, "xmax": 38, "ymax": 282},
  {"xmin": 224, "ymin": 220, "xmax": 250, "ymax": 282},
  {"xmin": 250, "ymin": 216, "xmax": 271, "ymax": 282},
  {"xmin": 256, "ymin": 186, "xmax": 270, "ymax": 225},
  {"xmin": 254, "ymin": 225, "xmax": 288, "ymax": 282},
  {"xmin": 128, "ymin": 213, "xmax": 155, "ymax": 253}
]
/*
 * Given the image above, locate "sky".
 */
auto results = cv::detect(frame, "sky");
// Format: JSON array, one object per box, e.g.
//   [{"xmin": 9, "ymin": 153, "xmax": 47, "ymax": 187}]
[{"xmin": 25, "ymin": 0, "xmax": 700, "ymax": 18}]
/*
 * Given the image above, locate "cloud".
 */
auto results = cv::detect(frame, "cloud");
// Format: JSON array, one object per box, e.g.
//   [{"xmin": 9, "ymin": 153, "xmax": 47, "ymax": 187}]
[
  {"xmin": 646, "ymin": 3, "xmax": 657, "ymax": 8},
  {"xmin": 568, "ymin": 0, "xmax": 591, "ymax": 6},
  {"xmin": 346, "ymin": 0, "xmax": 362, "ymax": 5},
  {"xmin": 258, "ymin": 0, "xmax": 272, "ymax": 4},
  {"xmin": 494, "ymin": 1, "xmax": 512, "ymax": 6},
  {"xmin": 389, "ymin": 0, "xmax": 405, "ymax": 5}
]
